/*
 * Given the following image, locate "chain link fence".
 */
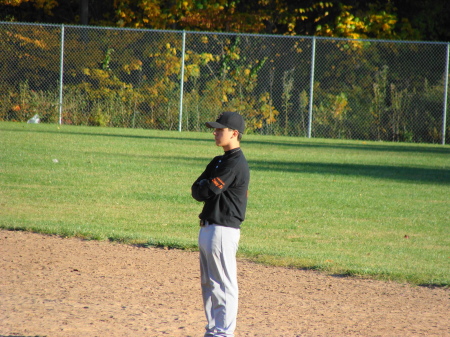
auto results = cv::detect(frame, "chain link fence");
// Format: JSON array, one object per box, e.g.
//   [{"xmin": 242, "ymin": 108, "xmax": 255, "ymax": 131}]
[{"xmin": 1, "ymin": 22, "xmax": 449, "ymax": 144}]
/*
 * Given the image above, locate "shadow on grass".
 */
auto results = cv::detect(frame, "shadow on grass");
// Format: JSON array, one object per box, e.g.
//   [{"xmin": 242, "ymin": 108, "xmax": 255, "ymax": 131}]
[
  {"xmin": 3, "ymin": 124, "xmax": 449, "ymax": 184},
  {"xmin": 83, "ymin": 144, "xmax": 449, "ymax": 185},
  {"xmin": 142, "ymin": 151, "xmax": 449, "ymax": 184},
  {"xmin": 249, "ymin": 159, "xmax": 450, "ymax": 185},
  {"xmin": 2, "ymin": 124, "xmax": 449, "ymax": 155}
]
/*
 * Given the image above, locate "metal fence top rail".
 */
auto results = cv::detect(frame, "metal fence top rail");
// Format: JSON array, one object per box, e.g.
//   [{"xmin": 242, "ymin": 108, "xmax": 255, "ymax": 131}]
[{"xmin": 1, "ymin": 20, "xmax": 449, "ymax": 46}]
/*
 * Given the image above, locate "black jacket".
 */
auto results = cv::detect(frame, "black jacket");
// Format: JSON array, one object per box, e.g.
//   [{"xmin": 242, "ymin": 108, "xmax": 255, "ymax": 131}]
[{"xmin": 191, "ymin": 148, "xmax": 250, "ymax": 228}]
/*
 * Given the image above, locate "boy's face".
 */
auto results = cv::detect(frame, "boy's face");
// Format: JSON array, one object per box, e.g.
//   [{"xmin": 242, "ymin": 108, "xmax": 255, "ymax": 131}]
[{"xmin": 213, "ymin": 128, "xmax": 236, "ymax": 148}]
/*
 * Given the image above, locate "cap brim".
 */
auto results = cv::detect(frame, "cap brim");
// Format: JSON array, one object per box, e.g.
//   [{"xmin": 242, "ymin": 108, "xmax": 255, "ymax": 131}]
[{"xmin": 205, "ymin": 121, "xmax": 227, "ymax": 129}]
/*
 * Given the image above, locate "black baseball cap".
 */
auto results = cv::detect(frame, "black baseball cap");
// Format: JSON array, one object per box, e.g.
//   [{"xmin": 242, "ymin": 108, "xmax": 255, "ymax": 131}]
[{"xmin": 205, "ymin": 111, "xmax": 245, "ymax": 134}]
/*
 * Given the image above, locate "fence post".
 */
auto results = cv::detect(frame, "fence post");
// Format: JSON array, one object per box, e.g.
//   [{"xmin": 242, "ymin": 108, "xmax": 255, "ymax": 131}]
[
  {"xmin": 58, "ymin": 24, "xmax": 65, "ymax": 125},
  {"xmin": 442, "ymin": 43, "xmax": 449, "ymax": 145},
  {"xmin": 307, "ymin": 36, "xmax": 316, "ymax": 139},
  {"xmin": 178, "ymin": 30, "xmax": 186, "ymax": 132}
]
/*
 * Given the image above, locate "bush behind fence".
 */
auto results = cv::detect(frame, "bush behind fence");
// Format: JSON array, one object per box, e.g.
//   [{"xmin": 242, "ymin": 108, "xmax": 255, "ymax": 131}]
[{"xmin": 1, "ymin": 22, "xmax": 448, "ymax": 144}]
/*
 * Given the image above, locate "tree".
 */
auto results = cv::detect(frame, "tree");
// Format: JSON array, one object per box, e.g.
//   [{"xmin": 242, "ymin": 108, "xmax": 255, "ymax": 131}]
[
  {"xmin": 394, "ymin": 0, "xmax": 450, "ymax": 41},
  {"xmin": 0, "ymin": 0, "xmax": 115, "ymax": 25},
  {"xmin": 315, "ymin": 2, "xmax": 419, "ymax": 40},
  {"xmin": 80, "ymin": 0, "xmax": 88, "ymax": 25},
  {"xmin": 112, "ymin": 0, "xmax": 335, "ymax": 35},
  {"xmin": 2, "ymin": 0, "xmax": 440, "ymax": 41}
]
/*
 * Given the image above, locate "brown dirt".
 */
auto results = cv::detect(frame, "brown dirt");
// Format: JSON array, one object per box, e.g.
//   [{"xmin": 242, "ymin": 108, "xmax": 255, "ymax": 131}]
[{"xmin": 0, "ymin": 230, "xmax": 448, "ymax": 337}]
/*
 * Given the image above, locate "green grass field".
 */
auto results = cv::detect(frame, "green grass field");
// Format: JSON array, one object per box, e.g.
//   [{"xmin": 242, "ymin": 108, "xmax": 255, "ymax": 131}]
[{"xmin": 1, "ymin": 122, "xmax": 449, "ymax": 286}]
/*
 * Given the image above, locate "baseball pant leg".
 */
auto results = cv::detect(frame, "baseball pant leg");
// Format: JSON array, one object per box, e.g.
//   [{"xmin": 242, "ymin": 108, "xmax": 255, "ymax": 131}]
[{"xmin": 199, "ymin": 224, "xmax": 240, "ymax": 337}]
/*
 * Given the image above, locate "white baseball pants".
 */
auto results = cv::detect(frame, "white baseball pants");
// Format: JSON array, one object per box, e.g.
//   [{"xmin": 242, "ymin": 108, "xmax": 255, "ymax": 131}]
[{"xmin": 198, "ymin": 224, "xmax": 240, "ymax": 337}]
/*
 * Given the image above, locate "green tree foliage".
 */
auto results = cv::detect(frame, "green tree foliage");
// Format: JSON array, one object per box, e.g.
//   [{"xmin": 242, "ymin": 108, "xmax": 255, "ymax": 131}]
[
  {"xmin": 3, "ymin": 0, "xmax": 448, "ymax": 41},
  {"xmin": 315, "ymin": 2, "xmax": 414, "ymax": 40}
]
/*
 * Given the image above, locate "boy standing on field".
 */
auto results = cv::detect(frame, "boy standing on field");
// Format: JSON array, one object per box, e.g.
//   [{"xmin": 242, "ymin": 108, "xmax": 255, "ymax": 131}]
[{"xmin": 191, "ymin": 111, "xmax": 250, "ymax": 337}]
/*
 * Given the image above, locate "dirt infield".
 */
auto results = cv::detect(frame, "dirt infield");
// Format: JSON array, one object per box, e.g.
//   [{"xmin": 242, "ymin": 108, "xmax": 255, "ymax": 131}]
[{"xmin": 1, "ymin": 230, "xmax": 448, "ymax": 337}]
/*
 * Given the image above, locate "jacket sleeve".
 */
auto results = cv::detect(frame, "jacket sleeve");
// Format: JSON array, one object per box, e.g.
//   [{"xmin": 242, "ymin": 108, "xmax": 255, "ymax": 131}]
[
  {"xmin": 191, "ymin": 158, "xmax": 217, "ymax": 202},
  {"xmin": 191, "ymin": 177, "xmax": 211, "ymax": 201}
]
